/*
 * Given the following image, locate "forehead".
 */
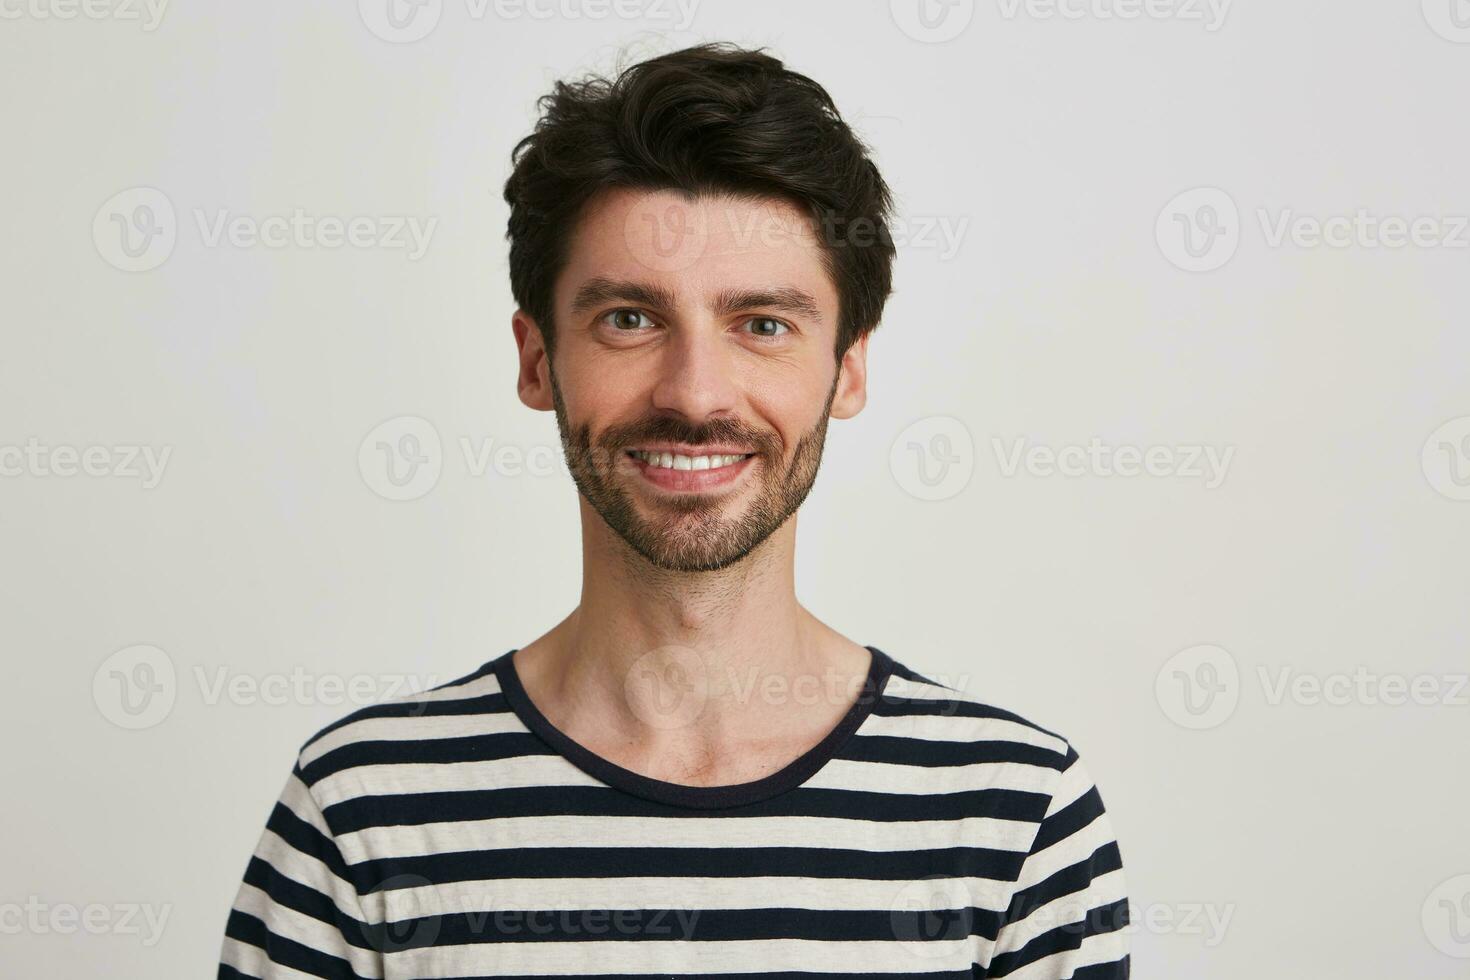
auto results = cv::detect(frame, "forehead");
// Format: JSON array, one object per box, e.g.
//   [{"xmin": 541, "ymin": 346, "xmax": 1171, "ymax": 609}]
[{"xmin": 554, "ymin": 186, "xmax": 837, "ymax": 320}]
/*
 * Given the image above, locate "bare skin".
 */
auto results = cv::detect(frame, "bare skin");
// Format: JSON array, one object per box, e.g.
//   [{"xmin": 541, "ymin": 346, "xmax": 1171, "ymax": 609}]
[{"xmin": 510, "ymin": 186, "xmax": 875, "ymax": 788}]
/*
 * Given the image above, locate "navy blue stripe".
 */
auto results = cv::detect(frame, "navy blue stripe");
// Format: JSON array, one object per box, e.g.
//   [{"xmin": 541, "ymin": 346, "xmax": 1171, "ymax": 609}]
[
  {"xmin": 1007, "ymin": 842, "xmax": 1125, "ymax": 926},
  {"xmin": 351, "ymin": 844, "xmax": 1029, "ymax": 889},
  {"xmin": 321, "ymin": 783, "xmax": 1052, "ymax": 834},
  {"xmin": 302, "ymin": 659, "xmax": 506, "ymax": 746},
  {"xmin": 986, "ymin": 896, "xmax": 1129, "ymax": 977},
  {"xmin": 379, "ymin": 904, "xmax": 1008, "ymax": 947},
  {"xmin": 303, "ymin": 727, "xmax": 1065, "ymax": 789},
  {"xmin": 224, "ymin": 909, "xmax": 372, "ymax": 980}
]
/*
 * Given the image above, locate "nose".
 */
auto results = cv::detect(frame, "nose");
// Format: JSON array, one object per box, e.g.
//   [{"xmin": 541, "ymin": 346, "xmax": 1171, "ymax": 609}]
[{"xmin": 648, "ymin": 322, "xmax": 740, "ymax": 424}]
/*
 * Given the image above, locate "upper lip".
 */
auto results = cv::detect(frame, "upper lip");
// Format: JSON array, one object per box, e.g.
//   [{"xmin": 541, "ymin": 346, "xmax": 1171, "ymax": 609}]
[{"xmin": 626, "ymin": 445, "xmax": 756, "ymax": 456}]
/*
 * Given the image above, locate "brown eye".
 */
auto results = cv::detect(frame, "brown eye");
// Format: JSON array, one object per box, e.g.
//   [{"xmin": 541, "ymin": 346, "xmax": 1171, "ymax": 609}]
[{"xmin": 605, "ymin": 309, "xmax": 652, "ymax": 331}]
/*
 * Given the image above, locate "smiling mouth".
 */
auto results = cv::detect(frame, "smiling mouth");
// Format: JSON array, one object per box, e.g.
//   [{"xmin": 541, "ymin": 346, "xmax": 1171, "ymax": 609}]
[{"xmin": 625, "ymin": 449, "xmax": 756, "ymax": 472}]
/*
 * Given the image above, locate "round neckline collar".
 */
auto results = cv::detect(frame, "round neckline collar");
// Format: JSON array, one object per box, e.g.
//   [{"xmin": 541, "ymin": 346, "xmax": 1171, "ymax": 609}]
[{"xmin": 493, "ymin": 645, "xmax": 894, "ymax": 810}]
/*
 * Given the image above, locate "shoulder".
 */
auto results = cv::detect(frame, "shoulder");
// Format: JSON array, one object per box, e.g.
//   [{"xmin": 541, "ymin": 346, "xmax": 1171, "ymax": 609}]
[
  {"xmin": 872, "ymin": 650, "xmax": 1097, "ymax": 799},
  {"xmin": 289, "ymin": 654, "xmax": 517, "ymax": 794}
]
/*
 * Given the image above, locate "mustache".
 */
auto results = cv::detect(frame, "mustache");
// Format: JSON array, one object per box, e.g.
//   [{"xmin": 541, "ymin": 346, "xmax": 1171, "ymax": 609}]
[{"xmin": 595, "ymin": 416, "xmax": 778, "ymax": 456}]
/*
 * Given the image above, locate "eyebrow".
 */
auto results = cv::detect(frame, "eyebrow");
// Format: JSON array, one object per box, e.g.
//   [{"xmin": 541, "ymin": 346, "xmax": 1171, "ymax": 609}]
[{"xmin": 568, "ymin": 276, "xmax": 824, "ymax": 324}]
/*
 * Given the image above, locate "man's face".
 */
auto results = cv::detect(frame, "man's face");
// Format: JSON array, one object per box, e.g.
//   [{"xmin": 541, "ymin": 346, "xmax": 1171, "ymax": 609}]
[{"xmin": 517, "ymin": 187, "xmax": 868, "ymax": 573}]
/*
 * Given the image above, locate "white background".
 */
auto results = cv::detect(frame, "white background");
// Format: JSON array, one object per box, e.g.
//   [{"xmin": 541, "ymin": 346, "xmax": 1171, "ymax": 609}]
[{"xmin": 2, "ymin": 1, "xmax": 1468, "ymax": 977}]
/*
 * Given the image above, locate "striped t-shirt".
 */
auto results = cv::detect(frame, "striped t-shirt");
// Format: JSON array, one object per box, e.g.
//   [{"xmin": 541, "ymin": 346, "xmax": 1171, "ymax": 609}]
[{"xmin": 218, "ymin": 645, "xmax": 1130, "ymax": 979}]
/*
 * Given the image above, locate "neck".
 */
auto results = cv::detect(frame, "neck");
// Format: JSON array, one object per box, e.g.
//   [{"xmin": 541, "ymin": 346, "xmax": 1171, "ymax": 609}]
[{"xmin": 516, "ymin": 498, "xmax": 869, "ymax": 774}]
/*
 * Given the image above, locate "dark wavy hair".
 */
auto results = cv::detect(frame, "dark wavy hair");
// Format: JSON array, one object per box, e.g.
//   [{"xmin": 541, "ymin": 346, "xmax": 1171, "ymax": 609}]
[{"xmin": 503, "ymin": 42, "xmax": 897, "ymax": 363}]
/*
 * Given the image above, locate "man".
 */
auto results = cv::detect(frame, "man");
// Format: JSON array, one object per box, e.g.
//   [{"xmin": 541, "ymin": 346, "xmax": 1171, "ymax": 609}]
[{"xmin": 219, "ymin": 42, "xmax": 1130, "ymax": 979}]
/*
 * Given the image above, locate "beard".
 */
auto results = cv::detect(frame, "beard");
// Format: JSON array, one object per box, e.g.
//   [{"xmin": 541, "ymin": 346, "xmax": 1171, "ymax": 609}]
[{"xmin": 548, "ymin": 368, "xmax": 841, "ymax": 573}]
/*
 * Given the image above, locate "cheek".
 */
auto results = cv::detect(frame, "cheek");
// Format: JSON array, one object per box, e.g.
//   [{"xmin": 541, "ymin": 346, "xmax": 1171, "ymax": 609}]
[
  {"xmin": 749, "ymin": 391, "xmax": 825, "ymax": 456},
  {"xmin": 556, "ymin": 352, "xmax": 642, "ymax": 418},
  {"xmin": 747, "ymin": 362, "xmax": 837, "ymax": 422}
]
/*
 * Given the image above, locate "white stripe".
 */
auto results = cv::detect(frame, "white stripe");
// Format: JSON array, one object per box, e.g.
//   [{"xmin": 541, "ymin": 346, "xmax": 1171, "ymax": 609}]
[
  {"xmin": 394, "ymin": 937, "xmax": 974, "ymax": 978},
  {"xmin": 249, "ymin": 826, "xmax": 366, "ymax": 927},
  {"xmin": 220, "ymin": 934, "xmax": 374, "ymax": 980},
  {"xmin": 805, "ymin": 757, "xmax": 1060, "ymax": 796},
  {"xmin": 311, "ymin": 754, "xmax": 599, "ymax": 812},
  {"xmin": 1045, "ymin": 752, "xmax": 1098, "ymax": 816},
  {"xmin": 859, "ymin": 712, "xmax": 1069, "ymax": 752},
  {"xmin": 275, "ymin": 771, "xmax": 333, "ymax": 836},
  {"xmin": 883, "ymin": 673, "xmax": 968, "ymax": 703},
  {"xmin": 374, "ymin": 670, "xmax": 507, "ymax": 709},
  {"xmin": 382, "ymin": 874, "xmax": 1017, "ymax": 919},
  {"xmin": 314, "ymin": 753, "xmax": 1063, "ymax": 810},
  {"xmin": 991, "ymin": 867, "xmax": 1129, "ymax": 956},
  {"xmin": 300, "ymin": 711, "xmax": 524, "ymax": 769},
  {"xmin": 339, "ymin": 813, "xmax": 1038, "ymax": 859},
  {"xmin": 230, "ymin": 881, "xmax": 383, "ymax": 979},
  {"xmin": 1020, "ymin": 817, "xmax": 1118, "ymax": 894},
  {"xmin": 996, "ymin": 926, "xmax": 1129, "ymax": 980}
]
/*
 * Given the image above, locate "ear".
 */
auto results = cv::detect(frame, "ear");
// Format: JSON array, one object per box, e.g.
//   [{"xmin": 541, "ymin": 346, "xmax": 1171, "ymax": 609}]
[
  {"xmin": 829, "ymin": 332, "xmax": 870, "ymax": 420},
  {"xmin": 512, "ymin": 310, "xmax": 554, "ymax": 411}
]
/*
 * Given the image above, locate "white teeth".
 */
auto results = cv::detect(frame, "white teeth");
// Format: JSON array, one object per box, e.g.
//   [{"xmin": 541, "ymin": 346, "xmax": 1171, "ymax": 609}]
[{"xmin": 630, "ymin": 450, "xmax": 750, "ymax": 471}]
